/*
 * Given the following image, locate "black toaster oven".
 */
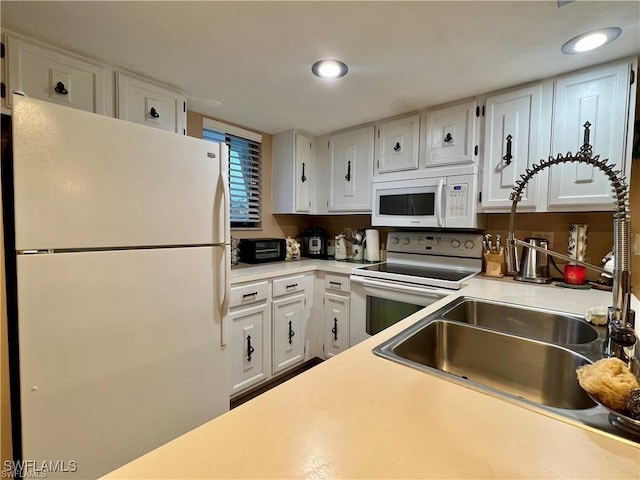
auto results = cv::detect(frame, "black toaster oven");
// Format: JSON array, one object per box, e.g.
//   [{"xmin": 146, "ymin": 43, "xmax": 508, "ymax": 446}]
[{"xmin": 238, "ymin": 238, "xmax": 287, "ymax": 264}]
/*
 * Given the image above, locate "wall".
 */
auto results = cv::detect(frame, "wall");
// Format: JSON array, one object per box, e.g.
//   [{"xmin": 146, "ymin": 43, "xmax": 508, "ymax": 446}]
[{"xmin": 484, "ymin": 212, "xmax": 613, "ymax": 282}]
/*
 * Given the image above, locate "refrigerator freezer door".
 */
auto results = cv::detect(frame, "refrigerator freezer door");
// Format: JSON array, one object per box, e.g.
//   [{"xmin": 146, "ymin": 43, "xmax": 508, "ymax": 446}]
[
  {"xmin": 12, "ymin": 96, "xmax": 226, "ymax": 251},
  {"xmin": 17, "ymin": 247, "xmax": 229, "ymax": 479}
]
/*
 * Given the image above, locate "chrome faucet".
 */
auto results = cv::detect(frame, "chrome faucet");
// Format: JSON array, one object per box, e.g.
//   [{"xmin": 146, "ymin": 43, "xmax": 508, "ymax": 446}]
[{"xmin": 506, "ymin": 122, "xmax": 636, "ymax": 367}]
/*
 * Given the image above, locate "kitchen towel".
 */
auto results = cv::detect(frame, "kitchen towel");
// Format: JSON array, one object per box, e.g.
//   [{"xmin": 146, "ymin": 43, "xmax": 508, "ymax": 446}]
[
  {"xmin": 568, "ymin": 224, "xmax": 588, "ymax": 262},
  {"xmin": 365, "ymin": 229, "xmax": 380, "ymax": 262}
]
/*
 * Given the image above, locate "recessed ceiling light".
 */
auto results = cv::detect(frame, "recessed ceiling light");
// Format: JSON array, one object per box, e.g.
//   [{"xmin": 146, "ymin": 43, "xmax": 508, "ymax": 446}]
[
  {"xmin": 561, "ymin": 27, "xmax": 622, "ymax": 54},
  {"xmin": 311, "ymin": 59, "xmax": 348, "ymax": 79}
]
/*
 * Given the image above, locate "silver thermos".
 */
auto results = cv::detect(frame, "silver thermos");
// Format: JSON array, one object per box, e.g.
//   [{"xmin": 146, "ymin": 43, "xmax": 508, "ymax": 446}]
[{"xmin": 514, "ymin": 237, "xmax": 552, "ymax": 284}]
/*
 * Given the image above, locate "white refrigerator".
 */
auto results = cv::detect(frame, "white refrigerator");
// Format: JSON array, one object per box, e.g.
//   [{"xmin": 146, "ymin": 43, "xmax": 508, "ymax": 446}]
[{"xmin": 10, "ymin": 96, "xmax": 231, "ymax": 479}]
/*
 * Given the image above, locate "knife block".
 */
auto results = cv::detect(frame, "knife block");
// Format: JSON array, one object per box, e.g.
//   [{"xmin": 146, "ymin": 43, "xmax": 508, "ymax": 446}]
[{"xmin": 483, "ymin": 249, "xmax": 506, "ymax": 278}]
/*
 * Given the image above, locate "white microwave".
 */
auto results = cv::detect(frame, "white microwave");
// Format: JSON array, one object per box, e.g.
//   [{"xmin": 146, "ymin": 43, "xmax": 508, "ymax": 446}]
[{"xmin": 371, "ymin": 166, "xmax": 484, "ymax": 229}]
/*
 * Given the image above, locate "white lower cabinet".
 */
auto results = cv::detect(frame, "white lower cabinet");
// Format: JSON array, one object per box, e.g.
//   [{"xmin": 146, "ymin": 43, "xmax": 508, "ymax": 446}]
[
  {"xmin": 228, "ymin": 280, "xmax": 271, "ymax": 397},
  {"xmin": 322, "ymin": 273, "xmax": 350, "ymax": 359},
  {"xmin": 272, "ymin": 293, "xmax": 306, "ymax": 374},
  {"xmin": 323, "ymin": 292, "xmax": 350, "ymax": 358},
  {"xmin": 229, "ymin": 273, "xmax": 313, "ymax": 397},
  {"xmin": 228, "ymin": 302, "xmax": 270, "ymax": 396}
]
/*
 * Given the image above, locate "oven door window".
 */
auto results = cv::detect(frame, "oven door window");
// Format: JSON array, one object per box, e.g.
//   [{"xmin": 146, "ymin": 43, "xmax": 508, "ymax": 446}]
[{"xmin": 366, "ymin": 296, "xmax": 424, "ymax": 336}]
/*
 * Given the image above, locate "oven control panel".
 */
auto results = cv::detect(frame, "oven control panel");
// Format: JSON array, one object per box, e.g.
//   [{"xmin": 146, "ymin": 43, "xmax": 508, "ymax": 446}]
[{"xmin": 387, "ymin": 231, "xmax": 483, "ymax": 258}]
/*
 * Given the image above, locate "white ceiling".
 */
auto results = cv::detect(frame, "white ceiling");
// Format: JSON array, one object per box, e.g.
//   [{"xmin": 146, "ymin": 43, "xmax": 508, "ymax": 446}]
[{"xmin": 1, "ymin": 1, "xmax": 639, "ymax": 136}]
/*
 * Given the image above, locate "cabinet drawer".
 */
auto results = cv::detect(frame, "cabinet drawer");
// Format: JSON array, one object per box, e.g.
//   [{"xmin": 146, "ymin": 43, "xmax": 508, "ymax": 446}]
[
  {"xmin": 229, "ymin": 281, "xmax": 269, "ymax": 309},
  {"xmin": 272, "ymin": 274, "xmax": 306, "ymax": 298},
  {"xmin": 324, "ymin": 274, "xmax": 350, "ymax": 293}
]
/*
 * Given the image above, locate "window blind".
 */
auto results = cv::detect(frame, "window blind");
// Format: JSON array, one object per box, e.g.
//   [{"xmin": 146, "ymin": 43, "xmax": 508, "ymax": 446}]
[{"xmin": 203, "ymin": 121, "xmax": 262, "ymax": 229}]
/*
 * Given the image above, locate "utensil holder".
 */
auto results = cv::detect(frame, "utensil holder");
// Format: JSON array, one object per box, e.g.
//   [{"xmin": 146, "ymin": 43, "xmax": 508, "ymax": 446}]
[{"xmin": 483, "ymin": 249, "xmax": 506, "ymax": 277}]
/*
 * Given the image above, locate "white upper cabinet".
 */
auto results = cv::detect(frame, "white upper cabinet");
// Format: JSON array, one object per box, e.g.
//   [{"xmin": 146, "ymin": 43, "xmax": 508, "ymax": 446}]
[
  {"xmin": 3, "ymin": 32, "xmax": 192, "ymax": 134},
  {"xmin": 481, "ymin": 84, "xmax": 546, "ymax": 210},
  {"xmin": 328, "ymin": 126, "xmax": 375, "ymax": 212},
  {"xmin": 6, "ymin": 36, "xmax": 105, "ymax": 114},
  {"xmin": 374, "ymin": 114, "xmax": 420, "ymax": 174},
  {"xmin": 272, "ymin": 130, "xmax": 316, "ymax": 214},
  {"xmin": 547, "ymin": 60, "xmax": 634, "ymax": 210},
  {"xmin": 116, "ymin": 73, "xmax": 186, "ymax": 134},
  {"xmin": 423, "ymin": 99, "xmax": 478, "ymax": 167}
]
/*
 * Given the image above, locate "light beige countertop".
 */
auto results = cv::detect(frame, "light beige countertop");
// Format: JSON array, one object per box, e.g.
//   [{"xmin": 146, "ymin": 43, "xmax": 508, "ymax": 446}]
[
  {"xmin": 230, "ymin": 258, "xmax": 367, "ymax": 283},
  {"xmin": 104, "ymin": 276, "xmax": 640, "ymax": 479}
]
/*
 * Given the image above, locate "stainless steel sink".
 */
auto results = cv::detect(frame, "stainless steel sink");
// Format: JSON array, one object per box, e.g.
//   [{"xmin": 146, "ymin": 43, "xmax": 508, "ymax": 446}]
[
  {"xmin": 372, "ymin": 297, "xmax": 639, "ymax": 442},
  {"xmin": 390, "ymin": 320, "xmax": 594, "ymax": 409},
  {"xmin": 440, "ymin": 297, "xmax": 598, "ymax": 345}
]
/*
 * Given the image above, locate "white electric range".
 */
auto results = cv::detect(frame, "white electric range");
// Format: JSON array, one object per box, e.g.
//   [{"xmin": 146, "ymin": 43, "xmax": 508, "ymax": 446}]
[{"xmin": 349, "ymin": 231, "xmax": 483, "ymax": 346}]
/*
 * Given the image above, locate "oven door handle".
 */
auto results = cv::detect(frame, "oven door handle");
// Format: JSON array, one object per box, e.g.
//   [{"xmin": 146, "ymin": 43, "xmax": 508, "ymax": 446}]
[
  {"xmin": 350, "ymin": 276, "xmax": 452, "ymax": 298},
  {"xmin": 436, "ymin": 178, "xmax": 445, "ymax": 227}
]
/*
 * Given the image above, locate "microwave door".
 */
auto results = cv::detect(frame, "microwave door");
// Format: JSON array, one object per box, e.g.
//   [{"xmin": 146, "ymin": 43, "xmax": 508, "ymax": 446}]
[{"xmin": 372, "ymin": 179, "xmax": 444, "ymax": 227}]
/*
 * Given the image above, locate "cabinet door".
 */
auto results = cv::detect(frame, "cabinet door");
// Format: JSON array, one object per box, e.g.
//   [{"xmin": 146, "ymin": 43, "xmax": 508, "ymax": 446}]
[
  {"xmin": 548, "ymin": 61, "xmax": 632, "ymax": 209},
  {"xmin": 229, "ymin": 302, "xmax": 270, "ymax": 396},
  {"xmin": 323, "ymin": 292, "xmax": 350, "ymax": 358},
  {"xmin": 328, "ymin": 126, "xmax": 374, "ymax": 212},
  {"xmin": 294, "ymin": 132, "xmax": 313, "ymax": 212},
  {"xmin": 272, "ymin": 294, "xmax": 305, "ymax": 374},
  {"xmin": 7, "ymin": 36, "xmax": 105, "ymax": 113},
  {"xmin": 272, "ymin": 130, "xmax": 316, "ymax": 214},
  {"xmin": 375, "ymin": 114, "xmax": 420, "ymax": 174},
  {"xmin": 482, "ymin": 85, "xmax": 544, "ymax": 209},
  {"xmin": 116, "ymin": 72, "xmax": 186, "ymax": 134},
  {"xmin": 423, "ymin": 100, "xmax": 477, "ymax": 167}
]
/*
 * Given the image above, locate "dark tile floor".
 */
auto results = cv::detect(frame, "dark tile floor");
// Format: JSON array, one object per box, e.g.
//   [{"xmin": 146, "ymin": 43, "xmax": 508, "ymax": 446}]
[{"xmin": 230, "ymin": 357, "xmax": 324, "ymax": 409}]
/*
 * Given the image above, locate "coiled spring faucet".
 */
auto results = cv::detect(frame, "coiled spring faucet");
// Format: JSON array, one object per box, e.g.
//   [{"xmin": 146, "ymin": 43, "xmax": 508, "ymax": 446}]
[{"xmin": 506, "ymin": 122, "xmax": 636, "ymax": 367}]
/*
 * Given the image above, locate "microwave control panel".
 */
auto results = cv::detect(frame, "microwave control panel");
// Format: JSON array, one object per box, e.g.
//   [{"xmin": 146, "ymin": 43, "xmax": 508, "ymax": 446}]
[{"xmin": 446, "ymin": 183, "xmax": 468, "ymax": 217}]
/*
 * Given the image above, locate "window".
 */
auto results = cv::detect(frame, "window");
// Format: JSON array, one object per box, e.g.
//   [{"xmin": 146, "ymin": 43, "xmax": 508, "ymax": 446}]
[{"xmin": 203, "ymin": 118, "xmax": 262, "ymax": 229}]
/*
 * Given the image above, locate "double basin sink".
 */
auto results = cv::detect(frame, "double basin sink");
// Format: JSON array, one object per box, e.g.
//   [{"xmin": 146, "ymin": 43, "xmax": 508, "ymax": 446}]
[{"xmin": 373, "ymin": 297, "xmax": 635, "ymax": 440}]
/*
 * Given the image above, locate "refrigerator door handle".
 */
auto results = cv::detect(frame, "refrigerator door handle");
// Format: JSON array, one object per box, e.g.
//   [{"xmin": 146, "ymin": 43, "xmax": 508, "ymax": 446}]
[
  {"xmin": 218, "ymin": 143, "xmax": 231, "ymax": 346},
  {"xmin": 220, "ymin": 243, "xmax": 231, "ymax": 346},
  {"xmin": 219, "ymin": 144, "xmax": 231, "ymax": 245}
]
